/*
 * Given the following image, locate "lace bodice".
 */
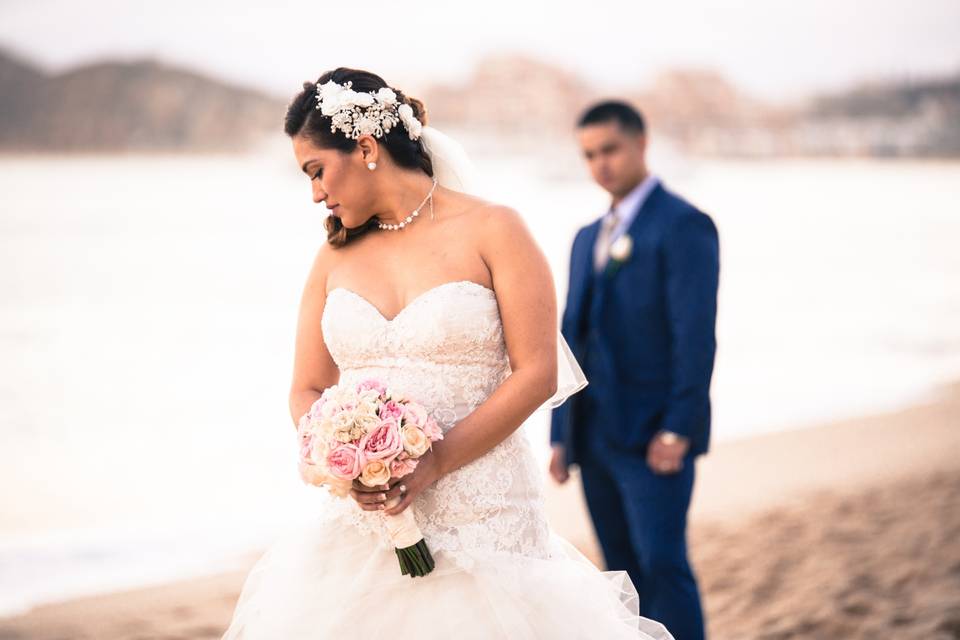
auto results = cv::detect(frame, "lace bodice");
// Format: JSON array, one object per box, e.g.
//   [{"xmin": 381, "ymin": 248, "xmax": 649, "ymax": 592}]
[{"xmin": 317, "ymin": 280, "xmax": 551, "ymax": 567}]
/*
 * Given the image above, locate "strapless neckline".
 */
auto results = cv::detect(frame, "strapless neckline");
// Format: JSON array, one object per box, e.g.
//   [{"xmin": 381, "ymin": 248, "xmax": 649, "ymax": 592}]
[{"xmin": 326, "ymin": 280, "xmax": 495, "ymax": 323}]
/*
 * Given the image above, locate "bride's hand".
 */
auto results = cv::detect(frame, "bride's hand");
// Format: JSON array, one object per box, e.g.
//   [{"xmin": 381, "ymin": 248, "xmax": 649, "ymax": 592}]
[{"xmin": 349, "ymin": 450, "xmax": 442, "ymax": 516}]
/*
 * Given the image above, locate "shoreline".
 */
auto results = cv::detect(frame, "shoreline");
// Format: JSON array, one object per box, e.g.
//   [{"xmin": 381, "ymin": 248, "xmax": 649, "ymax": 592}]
[{"xmin": 2, "ymin": 382, "xmax": 958, "ymax": 639}]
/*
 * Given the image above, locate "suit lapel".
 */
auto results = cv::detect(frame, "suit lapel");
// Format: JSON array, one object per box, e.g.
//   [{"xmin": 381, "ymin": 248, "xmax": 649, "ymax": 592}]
[
  {"xmin": 566, "ymin": 220, "xmax": 601, "ymax": 339},
  {"xmin": 602, "ymin": 182, "xmax": 666, "ymax": 282},
  {"xmin": 625, "ymin": 182, "xmax": 664, "ymax": 239}
]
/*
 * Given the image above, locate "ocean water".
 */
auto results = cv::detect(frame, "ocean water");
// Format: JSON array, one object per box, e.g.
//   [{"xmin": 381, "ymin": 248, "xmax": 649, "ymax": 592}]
[{"xmin": 1, "ymin": 143, "xmax": 959, "ymax": 614}]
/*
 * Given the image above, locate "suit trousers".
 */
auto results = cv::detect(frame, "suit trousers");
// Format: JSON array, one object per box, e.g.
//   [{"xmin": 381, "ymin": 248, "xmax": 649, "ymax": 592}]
[{"xmin": 579, "ymin": 440, "xmax": 706, "ymax": 640}]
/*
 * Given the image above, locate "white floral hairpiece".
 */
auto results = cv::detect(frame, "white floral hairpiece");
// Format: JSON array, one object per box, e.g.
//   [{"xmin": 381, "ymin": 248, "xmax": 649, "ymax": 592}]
[{"xmin": 315, "ymin": 80, "xmax": 423, "ymax": 141}]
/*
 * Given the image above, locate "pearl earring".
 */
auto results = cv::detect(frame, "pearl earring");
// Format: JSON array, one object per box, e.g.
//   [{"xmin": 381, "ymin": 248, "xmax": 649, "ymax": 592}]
[{"xmin": 367, "ymin": 162, "xmax": 377, "ymax": 171}]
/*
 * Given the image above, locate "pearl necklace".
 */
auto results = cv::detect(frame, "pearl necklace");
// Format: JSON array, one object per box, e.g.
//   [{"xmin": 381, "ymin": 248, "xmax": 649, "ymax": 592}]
[{"xmin": 377, "ymin": 178, "xmax": 438, "ymax": 231}]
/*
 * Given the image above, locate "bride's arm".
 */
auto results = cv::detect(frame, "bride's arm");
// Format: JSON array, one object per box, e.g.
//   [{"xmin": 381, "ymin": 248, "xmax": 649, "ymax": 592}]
[
  {"xmin": 289, "ymin": 246, "xmax": 339, "ymax": 426},
  {"xmin": 382, "ymin": 205, "xmax": 558, "ymax": 515}
]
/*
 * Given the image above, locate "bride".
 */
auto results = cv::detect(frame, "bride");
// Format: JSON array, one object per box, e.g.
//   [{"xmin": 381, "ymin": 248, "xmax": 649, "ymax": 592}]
[{"xmin": 222, "ymin": 68, "xmax": 672, "ymax": 639}]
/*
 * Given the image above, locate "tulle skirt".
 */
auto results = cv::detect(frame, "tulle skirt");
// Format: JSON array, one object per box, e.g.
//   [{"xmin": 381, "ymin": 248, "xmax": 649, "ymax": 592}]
[{"xmin": 223, "ymin": 515, "xmax": 672, "ymax": 639}]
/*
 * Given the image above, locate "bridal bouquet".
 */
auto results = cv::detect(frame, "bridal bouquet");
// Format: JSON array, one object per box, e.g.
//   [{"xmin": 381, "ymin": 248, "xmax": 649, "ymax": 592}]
[{"xmin": 296, "ymin": 379, "xmax": 443, "ymax": 577}]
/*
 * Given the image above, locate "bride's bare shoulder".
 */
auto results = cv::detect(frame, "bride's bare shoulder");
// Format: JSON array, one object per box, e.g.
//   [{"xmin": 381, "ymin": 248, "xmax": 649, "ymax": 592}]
[
  {"xmin": 303, "ymin": 238, "xmax": 343, "ymax": 298},
  {"xmin": 442, "ymin": 190, "xmax": 529, "ymax": 240}
]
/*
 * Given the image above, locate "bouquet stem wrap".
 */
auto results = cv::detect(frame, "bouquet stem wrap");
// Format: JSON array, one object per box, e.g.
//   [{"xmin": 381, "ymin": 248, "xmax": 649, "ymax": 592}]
[{"xmin": 385, "ymin": 497, "xmax": 435, "ymax": 577}]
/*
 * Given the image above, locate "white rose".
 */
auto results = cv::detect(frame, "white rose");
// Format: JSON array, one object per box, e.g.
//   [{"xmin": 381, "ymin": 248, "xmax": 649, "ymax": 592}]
[
  {"xmin": 397, "ymin": 103, "xmax": 422, "ymax": 140},
  {"xmin": 353, "ymin": 92, "xmax": 376, "ymax": 107},
  {"xmin": 357, "ymin": 388, "xmax": 382, "ymax": 404},
  {"xmin": 318, "ymin": 80, "xmax": 345, "ymax": 101},
  {"xmin": 359, "ymin": 460, "xmax": 392, "ymax": 487},
  {"xmin": 337, "ymin": 89, "xmax": 369, "ymax": 109},
  {"xmin": 319, "ymin": 99, "xmax": 336, "ymax": 116},
  {"xmin": 401, "ymin": 425, "xmax": 431, "ymax": 457},
  {"xmin": 608, "ymin": 235, "xmax": 633, "ymax": 262},
  {"xmin": 377, "ymin": 88, "xmax": 397, "ymax": 105},
  {"xmin": 316, "ymin": 416, "xmax": 337, "ymax": 439},
  {"xmin": 325, "ymin": 386, "xmax": 355, "ymax": 407}
]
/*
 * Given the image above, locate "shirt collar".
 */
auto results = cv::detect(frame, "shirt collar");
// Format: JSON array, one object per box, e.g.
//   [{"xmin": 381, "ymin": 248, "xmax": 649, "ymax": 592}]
[{"xmin": 605, "ymin": 174, "xmax": 659, "ymax": 234}]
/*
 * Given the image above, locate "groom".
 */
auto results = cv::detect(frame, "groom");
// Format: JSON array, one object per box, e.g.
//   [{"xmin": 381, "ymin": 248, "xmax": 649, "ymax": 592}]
[{"xmin": 550, "ymin": 101, "xmax": 719, "ymax": 640}]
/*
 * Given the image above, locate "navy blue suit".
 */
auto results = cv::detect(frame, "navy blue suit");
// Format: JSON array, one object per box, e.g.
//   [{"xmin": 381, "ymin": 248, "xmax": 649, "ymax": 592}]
[{"xmin": 551, "ymin": 181, "xmax": 719, "ymax": 640}]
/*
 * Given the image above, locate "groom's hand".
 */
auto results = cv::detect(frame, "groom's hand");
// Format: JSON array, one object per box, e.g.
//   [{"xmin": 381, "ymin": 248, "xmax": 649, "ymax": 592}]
[
  {"xmin": 647, "ymin": 431, "xmax": 689, "ymax": 475},
  {"xmin": 549, "ymin": 445, "xmax": 570, "ymax": 484}
]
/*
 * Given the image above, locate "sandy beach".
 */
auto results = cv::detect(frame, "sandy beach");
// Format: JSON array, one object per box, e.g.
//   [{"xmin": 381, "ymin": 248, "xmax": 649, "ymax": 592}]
[{"xmin": 2, "ymin": 384, "xmax": 958, "ymax": 640}]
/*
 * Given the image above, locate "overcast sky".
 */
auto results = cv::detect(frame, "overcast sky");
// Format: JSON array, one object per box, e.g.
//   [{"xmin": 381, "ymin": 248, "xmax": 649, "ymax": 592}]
[{"xmin": 1, "ymin": 0, "xmax": 958, "ymax": 102}]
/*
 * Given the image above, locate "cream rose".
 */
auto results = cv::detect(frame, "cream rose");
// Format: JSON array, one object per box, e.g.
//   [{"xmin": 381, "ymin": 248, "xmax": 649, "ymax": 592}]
[
  {"xmin": 331, "ymin": 410, "xmax": 359, "ymax": 442},
  {"xmin": 401, "ymin": 425, "xmax": 431, "ymax": 457},
  {"xmin": 327, "ymin": 479, "xmax": 352, "ymax": 498},
  {"xmin": 298, "ymin": 461, "xmax": 329, "ymax": 487},
  {"xmin": 360, "ymin": 460, "xmax": 392, "ymax": 487},
  {"xmin": 353, "ymin": 411, "xmax": 381, "ymax": 435}
]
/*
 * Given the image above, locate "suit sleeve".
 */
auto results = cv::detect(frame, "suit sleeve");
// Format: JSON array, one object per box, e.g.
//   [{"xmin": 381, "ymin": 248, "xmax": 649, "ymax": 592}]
[
  {"xmin": 550, "ymin": 230, "xmax": 585, "ymax": 446},
  {"xmin": 660, "ymin": 211, "xmax": 719, "ymax": 440}
]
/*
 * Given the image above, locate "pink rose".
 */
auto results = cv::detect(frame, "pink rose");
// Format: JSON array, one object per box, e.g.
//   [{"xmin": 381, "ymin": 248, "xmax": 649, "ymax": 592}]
[
  {"xmin": 360, "ymin": 419, "xmax": 404, "ymax": 461},
  {"xmin": 390, "ymin": 455, "xmax": 419, "ymax": 478},
  {"xmin": 326, "ymin": 443, "xmax": 364, "ymax": 479},
  {"xmin": 379, "ymin": 400, "xmax": 403, "ymax": 422},
  {"xmin": 306, "ymin": 398, "xmax": 326, "ymax": 422},
  {"xmin": 356, "ymin": 379, "xmax": 387, "ymax": 398},
  {"xmin": 402, "ymin": 402, "xmax": 428, "ymax": 427},
  {"xmin": 298, "ymin": 430, "xmax": 314, "ymax": 462},
  {"xmin": 423, "ymin": 417, "xmax": 443, "ymax": 442}
]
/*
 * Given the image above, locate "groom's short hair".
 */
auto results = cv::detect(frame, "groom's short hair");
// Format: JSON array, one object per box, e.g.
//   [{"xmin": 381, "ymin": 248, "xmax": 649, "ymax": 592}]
[{"xmin": 577, "ymin": 101, "xmax": 646, "ymax": 135}]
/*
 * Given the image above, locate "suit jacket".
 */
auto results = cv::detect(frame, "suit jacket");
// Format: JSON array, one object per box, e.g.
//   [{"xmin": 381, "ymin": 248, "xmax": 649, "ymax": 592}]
[{"xmin": 550, "ymin": 182, "xmax": 719, "ymax": 464}]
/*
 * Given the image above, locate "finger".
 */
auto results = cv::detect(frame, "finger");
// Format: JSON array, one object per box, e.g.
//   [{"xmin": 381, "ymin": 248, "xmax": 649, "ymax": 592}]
[
  {"xmin": 350, "ymin": 488, "xmax": 389, "ymax": 504},
  {"xmin": 649, "ymin": 457, "xmax": 669, "ymax": 474},
  {"xmin": 662, "ymin": 460, "xmax": 682, "ymax": 474},
  {"xmin": 647, "ymin": 453, "xmax": 664, "ymax": 471},
  {"xmin": 386, "ymin": 478, "xmax": 407, "ymax": 491},
  {"xmin": 385, "ymin": 482, "xmax": 408, "ymax": 501},
  {"xmin": 358, "ymin": 500, "xmax": 386, "ymax": 511},
  {"xmin": 383, "ymin": 493, "xmax": 412, "ymax": 516},
  {"xmin": 352, "ymin": 480, "xmax": 380, "ymax": 493}
]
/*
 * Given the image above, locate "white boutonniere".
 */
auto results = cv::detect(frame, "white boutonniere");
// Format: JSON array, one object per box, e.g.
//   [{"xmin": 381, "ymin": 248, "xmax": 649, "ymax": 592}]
[{"xmin": 605, "ymin": 235, "xmax": 633, "ymax": 276}]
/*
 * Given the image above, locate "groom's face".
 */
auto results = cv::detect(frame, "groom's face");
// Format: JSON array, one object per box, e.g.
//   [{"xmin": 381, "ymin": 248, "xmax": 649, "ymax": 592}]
[{"xmin": 577, "ymin": 122, "xmax": 647, "ymax": 199}]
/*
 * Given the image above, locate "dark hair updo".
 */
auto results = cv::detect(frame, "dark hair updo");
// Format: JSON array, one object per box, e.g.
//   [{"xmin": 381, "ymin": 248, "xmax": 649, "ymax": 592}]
[{"xmin": 285, "ymin": 67, "xmax": 434, "ymax": 247}]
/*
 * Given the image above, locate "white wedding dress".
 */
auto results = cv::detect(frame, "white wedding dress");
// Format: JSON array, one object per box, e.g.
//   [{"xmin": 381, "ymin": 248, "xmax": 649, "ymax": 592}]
[{"xmin": 223, "ymin": 280, "xmax": 672, "ymax": 639}]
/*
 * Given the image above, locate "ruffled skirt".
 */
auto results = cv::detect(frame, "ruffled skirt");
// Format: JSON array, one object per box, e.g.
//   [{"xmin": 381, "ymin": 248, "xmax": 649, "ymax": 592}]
[{"xmin": 223, "ymin": 515, "xmax": 672, "ymax": 639}]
